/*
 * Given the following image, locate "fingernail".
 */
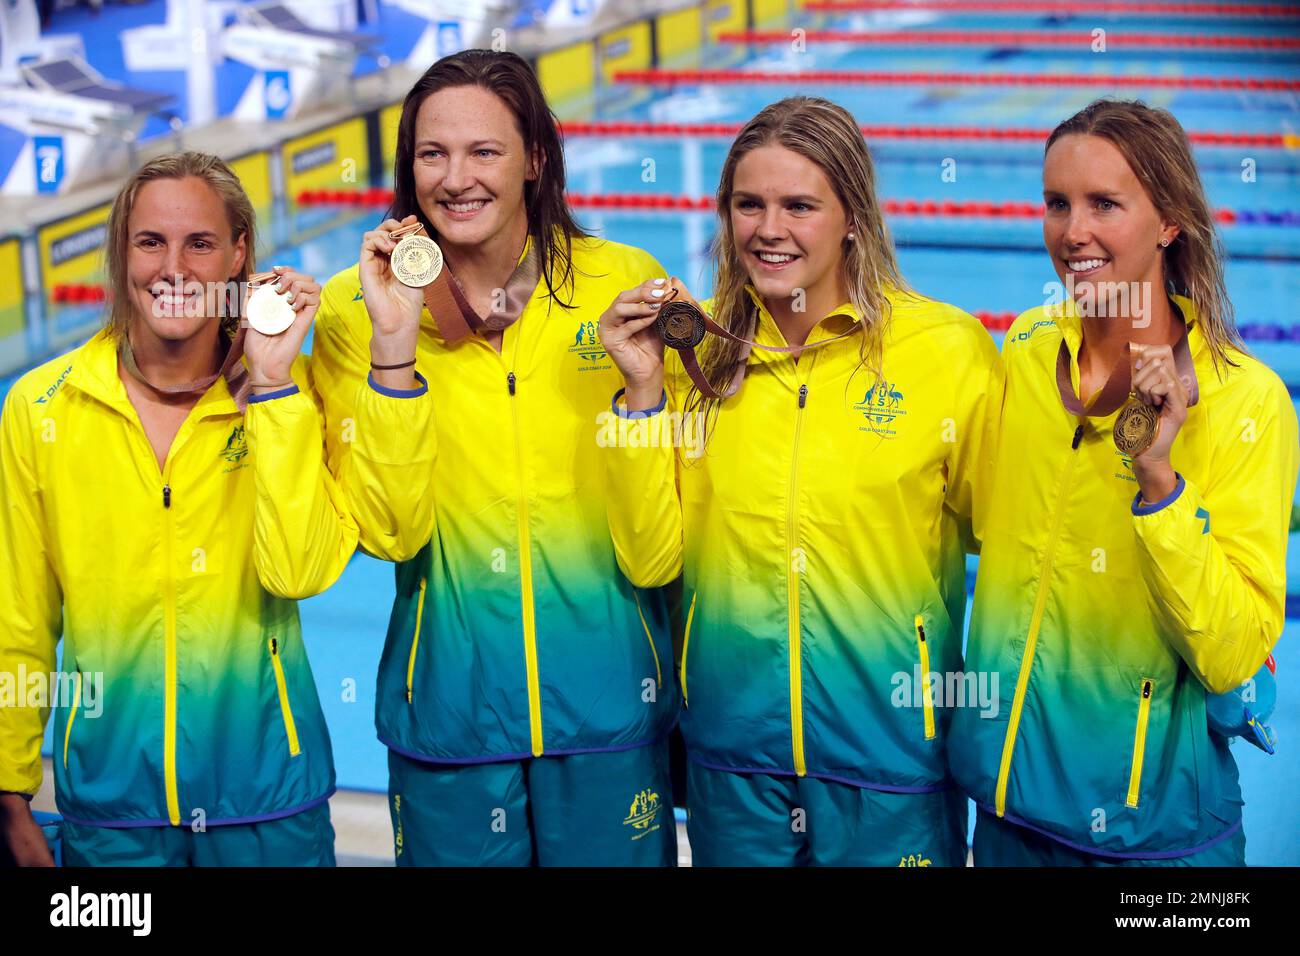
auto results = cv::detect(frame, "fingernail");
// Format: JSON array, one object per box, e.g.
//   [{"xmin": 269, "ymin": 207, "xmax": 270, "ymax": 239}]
[
  {"xmin": 1135, "ymin": 360, "xmax": 1142, "ymax": 369},
  {"xmin": 274, "ymin": 282, "xmax": 284, "ymax": 293},
  {"xmin": 650, "ymin": 302, "xmax": 661, "ymax": 309},
  {"xmin": 651, "ymin": 289, "xmax": 664, "ymax": 298},
  {"xmin": 653, "ymin": 278, "xmax": 666, "ymax": 285},
  {"xmin": 287, "ymin": 293, "xmax": 295, "ymax": 304}
]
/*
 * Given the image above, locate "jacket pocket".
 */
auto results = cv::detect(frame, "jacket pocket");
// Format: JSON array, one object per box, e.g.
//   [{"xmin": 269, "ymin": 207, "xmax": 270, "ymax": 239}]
[
  {"xmin": 1126, "ymin": 678, "xmax": 1155, "ymax": 808},
  {"xmin": 680, "ymin": 592, "xmax": 698, "ymax": 708},
  {"xmin": 62, "ymin": 670, "xmax": 82, "ymax": 769},
  {"xmin": 915, "ymin": 615, "xmax": 936, "ymax": 741},
  {"xmin": 633, "ymin": 591, "xmax": 663, "ymax": 691},
  {"xmin": 405, "ymin": 577, "xmax": 428, "ymax": 704},
  {"xmin": 268, "ymin": 637, "xmax": 301, "ymax": 757}
]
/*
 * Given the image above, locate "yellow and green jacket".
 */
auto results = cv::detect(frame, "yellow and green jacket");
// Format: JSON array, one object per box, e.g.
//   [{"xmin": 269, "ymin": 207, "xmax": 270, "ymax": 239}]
[
  {"xmin": 0, "ymin": 328, "xmax": 358, "ymax": 826},
  {"xmin": 605, "ymin": 288, "xmax": 1003, "ymax": 791},
  {"xmin": 310, "ymin": 236, "xmax": 678, "ymax": 763},
  {"xmin": 949, "ymin": 296, "xmax": 1298, "ymax": 857}
]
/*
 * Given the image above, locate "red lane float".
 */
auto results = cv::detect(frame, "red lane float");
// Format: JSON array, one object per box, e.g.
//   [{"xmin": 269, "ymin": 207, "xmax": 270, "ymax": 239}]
[
  {"xmin": 611, "ymin": 69, "xmax": 1300, "ymax": 93},
  {"xmin": 293, "ymin": 189, "xmax": 1294, "ymax": 225},
  {"xmin": 803, "ymin": 1, "xmax": 1300, "ymax": 17},
  {"xmin": 49, "ymin": 284, "xmax": 106, "ymax": 304},
  {"xmin": 720, "ymin": 30, "xmax": 1300, "ymax": 51},
  {"xmin": 556, "ymin": 121, "xmax": 1289, "ymax": 149}
]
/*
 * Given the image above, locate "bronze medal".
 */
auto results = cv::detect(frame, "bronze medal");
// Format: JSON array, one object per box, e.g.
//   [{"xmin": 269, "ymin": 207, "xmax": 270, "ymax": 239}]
[
  {"xmin": 652, "ymin": 281, "xmax": 860, "ymax": 400},
  {"xmin": 656, "ymin": 297, "xmax": 707, "ymax": 349}
]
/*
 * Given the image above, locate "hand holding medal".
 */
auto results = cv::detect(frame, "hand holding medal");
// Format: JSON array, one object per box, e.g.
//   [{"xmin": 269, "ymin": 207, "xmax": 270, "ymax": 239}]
[
  {"xmin": 598, "ymin": 277, "xmax": 672, "ymax": 411},
  {"xmin": 243, "ymin": 266, "xmax": 319, "ymax": 393},
  {"xmin": 1053, "ymin": 320, "xmax": 1198, "ymax": 470},
  {"xmin": 1125, "ymin": 342, "xmax": 1193, "ymax": 462},
  {"xmin": 359, "ymin": 215, "xmax": 429, "ymax": 343}
]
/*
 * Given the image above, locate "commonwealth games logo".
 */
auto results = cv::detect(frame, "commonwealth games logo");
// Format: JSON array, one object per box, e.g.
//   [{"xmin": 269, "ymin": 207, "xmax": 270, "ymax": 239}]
[
  {"xmin": 854, "ymin": 380, "xmax": 908, "ymax": 436},
  {"xmin": 570, "ymin": 320, "xmax": 609, "ymax": 370},
  {"xmin": 622, "ymin": 788, "xmax": 662, "ymax": 840}
]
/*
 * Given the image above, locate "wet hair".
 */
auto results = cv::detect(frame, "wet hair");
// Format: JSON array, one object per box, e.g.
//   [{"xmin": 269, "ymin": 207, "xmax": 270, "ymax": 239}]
[
  {"xmin": 104, "ymin": 151, "xmax": 254, "ymax": 338},
  {"xmin": 1046, "ymin": 98, "xmax": 1245, "ymax": 375},
  {"xmin": 693, "ymin": 96, "xmax": 906, "ymax": 424},
  {"xmin": 389, "ymin": 49, "xmax": 588, "ymax": 307}
]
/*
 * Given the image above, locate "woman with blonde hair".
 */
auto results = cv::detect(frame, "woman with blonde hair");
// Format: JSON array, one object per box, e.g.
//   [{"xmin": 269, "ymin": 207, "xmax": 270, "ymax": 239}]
[
  {"xmin": 0, "ymin": 151, "xmax": 356, "ymax": 865},
  {"xmin": 949, "ymin": 99, "xmax": 1297, "ymax": 865},
  {"xmin": 599, "ymin": 96, "xmax": 1003, "ymax": 865}
]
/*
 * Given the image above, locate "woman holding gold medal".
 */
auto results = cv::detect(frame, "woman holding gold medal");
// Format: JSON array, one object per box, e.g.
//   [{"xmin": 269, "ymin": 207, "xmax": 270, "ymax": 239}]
[
  {"xmin": 310, "ymin": 50, "xmax": 679, "ymax": 866},
  {"xmin": 0, "ymin": 152, "xmax": 356, "ymax": 866},
  {"xmin": 598, "ymin": 97, "xmax": 1003, "ymax": 866},
  {"xmin": 949, "ymin": 100, "xmax": 1298, "ymax": 866}
]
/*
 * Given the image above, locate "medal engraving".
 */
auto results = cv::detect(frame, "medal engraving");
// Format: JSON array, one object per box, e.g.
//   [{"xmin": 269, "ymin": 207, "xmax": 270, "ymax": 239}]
[
  {"xmin": 1114, "ymin": 400, "xmax": 1161, "ymax": 456},
  {"xmin": 392, "ymin": 234, "xmax": 443, "ymax": 288}
]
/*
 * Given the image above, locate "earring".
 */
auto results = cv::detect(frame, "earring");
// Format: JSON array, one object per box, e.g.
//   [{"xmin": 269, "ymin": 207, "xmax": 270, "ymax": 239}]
[
  {"xmin": 1159, "ymin": 238, "xmax": 1170, "ymax": 247},
  {"xmin": 846, "ymin": 232, "xmax": 856, "ymax": 242}
]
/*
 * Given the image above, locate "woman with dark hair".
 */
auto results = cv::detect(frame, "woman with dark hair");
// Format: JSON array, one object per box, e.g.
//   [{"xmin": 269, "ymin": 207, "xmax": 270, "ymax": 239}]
[
  {"xmin": 949, "ymin": 99, "xmax": 1298, "ymax": 865},
  {"xmin": 310, "ymin": 50, "xmax": 678, "ymax": 866},
  {"xmin": 599, "ymin": 96, "xmax": 1002, "ymax": 865}
]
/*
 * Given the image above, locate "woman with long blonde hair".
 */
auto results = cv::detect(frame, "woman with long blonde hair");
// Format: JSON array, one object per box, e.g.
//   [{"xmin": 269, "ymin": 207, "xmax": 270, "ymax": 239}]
[
  {"xmin": 949, "ymin": 99, "xmax": 1297, "ymax": 865},
  {"xmin": 600, "ymin": 96, "xmax": 1003, "ymax": 865}
]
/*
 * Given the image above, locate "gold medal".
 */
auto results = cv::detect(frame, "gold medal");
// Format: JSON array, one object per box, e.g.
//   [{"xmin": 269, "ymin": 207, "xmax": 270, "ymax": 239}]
[
  {"xmin": 1113, "ymin": 399, "xmax": 1161, "ymax": 457},
  {"xmin": 390, "ymin": 229, "xmax": 443, "ymax": 288},
  {"xmin": 245, "ymin": 271, "xmax": 296, "ymax": 336}
]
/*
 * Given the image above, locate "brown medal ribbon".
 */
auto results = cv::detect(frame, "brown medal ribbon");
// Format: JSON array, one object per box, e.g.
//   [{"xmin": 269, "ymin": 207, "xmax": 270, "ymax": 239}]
[
  {"xmin": 656, "ymin": 280, "xmax": 862, "ymax": 400},
  {"xmin": 1054, "ymin": 308, "xmax": 1199, "ymax": 454},
  {"xmin": 118, "ymin": 323, "xmax": 252, "ymax": 411},
  {"xmin": 388, "ymin": 222, "xmax": 541, "ymax": 345}
]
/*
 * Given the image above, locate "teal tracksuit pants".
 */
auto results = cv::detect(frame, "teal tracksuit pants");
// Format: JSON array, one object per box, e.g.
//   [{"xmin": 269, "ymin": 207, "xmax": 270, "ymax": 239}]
[
  {"xmin": 387, "ymin": 740, "xmax": 677, "ymax": 866},
  {"xmin": 685, "ymin": 760, "xmax": 968, "ymax": 867}
]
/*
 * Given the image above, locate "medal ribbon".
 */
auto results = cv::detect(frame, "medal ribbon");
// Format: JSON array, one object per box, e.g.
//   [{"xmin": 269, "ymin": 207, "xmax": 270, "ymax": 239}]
[
  {"xmin": 118, "ymin": 324, "xmax": 252, "ymax": 411},
  {"xmin": 660, "ymin": 284, "xmax": 862, "ymax": 400},
  {"xmin": 1055, "ymin": 310, "xmax": 1200, "ymax": 419}
]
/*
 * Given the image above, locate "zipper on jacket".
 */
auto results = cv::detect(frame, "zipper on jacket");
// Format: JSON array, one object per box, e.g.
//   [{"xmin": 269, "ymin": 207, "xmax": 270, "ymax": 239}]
[
  {"xmin": 161, "ymin": 473, "xmax": 181, "ymax": 825},
  {"xmin": 680, "ymin": 592, "xmax": 698, "ymax": 708},
  {"xmin": 405, "ymin": 578, "xmax": 428, "ymax": 704},
  {"xmin": 994, "ymin": 421, "xmax": 1085, "ymax": 817},
  {"xmin": 788, "ymin": 379, "xmax": 812, "ymax": 776},
  {"xmin": 915, "ymin": 616, "xmax": 936, "ymax": 741},
  {"xmin": 507, "ymin": 369, "xmax": 543, "ymax": 756},
  {"xmin": 633, "ymin": 591, "xmax": 663, "ymax": 690},
  {"xmin": 269, "ymin": 636, "xmax": 301, "ymax": 757},
  {"xmin": 62, "ymin": 670, "xmax": 82, "ymax": 769},
  {"xmin": 1126, "ymin": 678, "xmax": 1155, "ymax": 808}
]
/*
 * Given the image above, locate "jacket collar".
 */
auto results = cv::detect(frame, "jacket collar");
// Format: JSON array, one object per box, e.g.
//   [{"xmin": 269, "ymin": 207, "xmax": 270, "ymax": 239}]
[
  {"xmin": 1054, "ymin": 292, "xmax": 1206, "ymax": 365},
  {"xmin": 743, "ymin": 285, "xmax": 862, "ymax": 366},
  {"xmin": 65, "ymin": 327, "xmax": 242, "ymax": 420}
]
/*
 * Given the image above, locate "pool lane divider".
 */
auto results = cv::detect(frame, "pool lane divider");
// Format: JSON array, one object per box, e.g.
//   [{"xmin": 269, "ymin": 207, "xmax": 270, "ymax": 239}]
[
  {"xmin": 803, "ymin": 1, "xmax": 1300, "ymax": 18},
  {"xmin": 294, "ymin": 189, "xmax": 1297, "ymax": 227},
  {"xmin": 610, "ymin": 68, "xmax": 1300, "ymax": 93},
  {"xmin": 555, "ymin": 121, "xmax": 1297, "ymax": 150},
  {"xmin": 719, "ymin": 30, "xmax": 1300, "ymax": 52}
]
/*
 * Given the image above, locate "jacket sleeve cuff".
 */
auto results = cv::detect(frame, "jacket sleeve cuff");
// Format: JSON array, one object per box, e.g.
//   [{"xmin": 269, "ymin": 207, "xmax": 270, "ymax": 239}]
[
  {"xmin": 1133, "ymin": 473, "xmax": 1185, "ymax": 516},
  {"xmin": 247, "ymin": 383, "xmax": 301, "ymax": 404},
  {"xmin": 612, "ymin": 387, "xmax": 667, "ymax": 419},
  {"xmin": 368, "ymin": 371, "xmax": 429, "ymax": 398}
]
